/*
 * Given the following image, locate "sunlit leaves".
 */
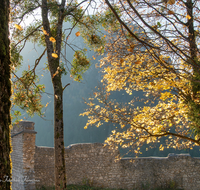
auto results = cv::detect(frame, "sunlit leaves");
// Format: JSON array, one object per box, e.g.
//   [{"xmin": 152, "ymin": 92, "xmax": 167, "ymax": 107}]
[
  {"xmin": 14, "ymin": 24, "xmax": 23, "ymax": 31},
  {"xmin": 168, "ymin": 0, "xmax": 175, "ymax": 5},
  {"xmin": 186, "ymin": 15, "xmax": 191, "ymax": 20},
  {"xmin": 75, "ymin": 31, "xmax": 81, "ymax": 37},
  {"xmin": 168, "ymin": 10, "xmax": 174, "ymax": 15},
  {"xmin": 52, "ymin": 53, "xmax": 58, "ymax": 58},
  {"xmin": 80, "ymin": 0, "xmax": 200, "ymax": 156},
  {"xmin": 135, "ymin": 60, "xmax": 142, "ymax": 64},
  {"xmin": 42, "ymin": 29, "xmax": 49, "ymax": 36},
  {"xmin": 49, "ymin": 37, "xmax": 56, "ymax": 43}
]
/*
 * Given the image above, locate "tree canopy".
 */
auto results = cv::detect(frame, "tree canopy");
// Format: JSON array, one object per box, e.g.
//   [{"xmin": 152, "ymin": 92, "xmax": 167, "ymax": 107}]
[{"xmin": 81, "ymin": 0, "xmax": 200, "ymax": 156}]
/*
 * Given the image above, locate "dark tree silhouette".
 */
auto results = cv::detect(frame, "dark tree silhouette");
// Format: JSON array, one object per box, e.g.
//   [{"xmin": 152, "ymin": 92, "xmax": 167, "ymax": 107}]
[{"xmin": 0, "ymin": 0, "xmax": 12, "ymax": 189}]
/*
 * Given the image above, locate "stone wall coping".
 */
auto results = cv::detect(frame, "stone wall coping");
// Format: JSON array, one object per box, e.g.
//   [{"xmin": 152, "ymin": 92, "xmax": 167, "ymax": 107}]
[
  {"xmin": 11, "ymin": 120, "xmax": 36, "ymax": 137},
  {"xmin": 120, "ymin": 153, "xmax": 193, "ymax": 160},
  {"xmin": 121, "ymin": 157, "xmax": 168, "ymax": 160},
  {"xmin": 36, "ymin": 146, "xmax": 54, "ymax": 149},
  {"xmin": 35, "ymin": 143, "xmax": 105, "ymax": 150},
  {"xmin": 168, "ymin": 153, "xmax": 191, "ymax": 157},
  {"xmin": 66, "ymin": 142, "xmax": 103, "ymax": 149},
  {"xmin": 18, "ymin": 120, "xmax": 35, "ymax": 124}
]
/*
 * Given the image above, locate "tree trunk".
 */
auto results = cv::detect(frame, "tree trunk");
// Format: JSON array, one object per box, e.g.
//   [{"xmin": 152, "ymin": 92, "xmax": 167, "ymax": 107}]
[
  {"xmin": 0, "ymin": 0, "xmax": 12, "ymax": 189},
  {"xmin": 53, "ymin": 73, "xmax": 66, "ymax": 190},
  {"xmin": 42, "ymin": 0, "xmax": 67, "ymax": 189}
]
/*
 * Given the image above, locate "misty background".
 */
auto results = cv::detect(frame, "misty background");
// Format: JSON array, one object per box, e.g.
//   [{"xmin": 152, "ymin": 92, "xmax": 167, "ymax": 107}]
[{"xmin": 13, "ymin": 23, "xmax": 200, "ymax": 157}]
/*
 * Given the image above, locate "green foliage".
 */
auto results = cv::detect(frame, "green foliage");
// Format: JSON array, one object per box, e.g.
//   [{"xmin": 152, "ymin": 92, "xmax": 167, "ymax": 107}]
[
  {"xmin": 11, "ymin": 110, "xmax": 21, "ymax": 124},
  {"xmin": 59, "ymin": 62, "xmax": 67, "ymax": 76},
  {"xmin": 98, "ymin": 7, "xmax": 121, "ymax": 32},
  {"xmin": 76, "ymin": 14, "xmax": 107, "ymax": 53},
  {"xmin": 64, "ymin": 2, "xmax": 84, "ymax": 24},
  {"xmin": 48, "ymin": 1, "xmax": 60, "ymax": 18},
  {"xmin": 12, "ymin": 70, "xmax": 45, "ymax": 117},
  {"xmin": 82, "ymin": 177, "xmax": 93, "ymax": 187},
  {"xmin": 10, "ymin": 43, "xmax": 23, "ymax": 68},
  {"xmin": 134, "ymin": 180, "xmax": 181, "ymax": 190},
  {"xmin": 71, "ymin": 49, "xmax": 90, "ymax": 82}
]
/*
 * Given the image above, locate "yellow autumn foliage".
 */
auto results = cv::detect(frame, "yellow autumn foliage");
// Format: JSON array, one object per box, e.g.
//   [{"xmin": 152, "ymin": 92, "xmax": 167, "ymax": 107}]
[
  {"xmin": 75, "ymin": 31, "xmax": 81, "ymax": 37},
  {"xmin": 49, "ymin": 37, "xmax": 56, "ymax": 43},
  {"xmin": 14, "ymin": 24, "xmax": 23, "ymax": 31},
  {"xmin": 52, "ymin": 53, "xmax": 58, "ymax": 58},
  {"xmin": 81, "ymin": 0, "xmax": 200, "ymax": 156}
]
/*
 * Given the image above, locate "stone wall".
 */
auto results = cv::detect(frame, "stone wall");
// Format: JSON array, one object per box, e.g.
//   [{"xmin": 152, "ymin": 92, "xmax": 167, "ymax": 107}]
[
  {"xmin": 34, "ymin": 143, "xmax": 119, "ymax": 189},
  {"xmin": 11, "ymin": 121, "xmax": 37, "ymax": 190},
  {"xmin": 35, "ymin": 143, "xmax": 200, "ymax": 190},
  {"xmin": 11, "ymin": 121, "xmax": 200, "ymax": 190}
]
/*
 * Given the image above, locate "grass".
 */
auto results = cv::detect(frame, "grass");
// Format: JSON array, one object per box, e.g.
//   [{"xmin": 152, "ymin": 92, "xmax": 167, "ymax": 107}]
[
  {"xmin": 37, "ymin": 184, "xmax": 183, "ymax": 190},
  {"xmin": 37, "ymin": 184, "xmax": 123, "ymax": 190}
]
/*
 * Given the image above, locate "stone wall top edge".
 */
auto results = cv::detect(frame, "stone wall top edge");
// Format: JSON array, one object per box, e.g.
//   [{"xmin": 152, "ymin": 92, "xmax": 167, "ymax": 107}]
[
  {"xmin": 13, "ymin": 120, "xmax": 35, "ymax": 132},
  {"xmin": 121, "ymin": 153, "xmax": 200, "ymax": 161},
  {"xmin": 18, "ymin": 120, "xmax": 35, "ymax": 124},
  {"xmin": 65, "ymin": 142, "xmax": 104, "ymax": 149},
  {"xmin": 35, "ymin": 143, "xmax": 200, "ymax": 159},
  {"xmin": 36, "ymin": 143, "xmax": 104, "ymax": 149},
  {"xmin": 14, "ymin": 120, "xmax": 35, "ymax": 126},
  {"xmin": 36, "ymin": 146, "xmax": 54, "ymax": 149},
  {"xmin": 121, "ymin": 157, "xmax": 168, "ymax": 160}
]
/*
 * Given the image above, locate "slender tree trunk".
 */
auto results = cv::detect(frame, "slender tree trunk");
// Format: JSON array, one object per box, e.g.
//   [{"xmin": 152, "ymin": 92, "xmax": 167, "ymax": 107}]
[
  {"xmin": 42, "ymin": 0, "xmax": 67, "ymax": 189},
  {"xmin": 53, "ymin": 72, "xmax": 66, "ymax": 190},
  {"xmin": 0, "ymin": 0, "xmax": 12, "ymax": 189}
]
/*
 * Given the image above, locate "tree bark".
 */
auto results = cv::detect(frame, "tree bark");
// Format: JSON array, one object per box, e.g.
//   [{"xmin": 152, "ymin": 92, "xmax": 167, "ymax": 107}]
[
  {"xmin": 0, "ymin": 0, "xmax": 12, "ymax": 189},
  {"xmin": 42, "ymin": 0, "xmax": 67, "ymax": 189}
]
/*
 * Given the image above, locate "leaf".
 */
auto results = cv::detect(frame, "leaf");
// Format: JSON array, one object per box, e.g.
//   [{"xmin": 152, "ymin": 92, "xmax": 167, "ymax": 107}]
[
  {"xmin": 120, "ymin": 58, "xmax": 124, "ymax": 63},
  {"xmin": 49, "ymin": 37, "xmax": 56, "ymax": 43},
  {"xmin": 14, "ymin": 24, "xmax": 23, "ymax": 31},
  {"xmin": 159, "ymin": 144, "xmax": 164, "ymax": 151},
  {"xmin": 168, "ymin": 0, "xmax": 175, "ymax": 5},
  {"xmin": 43, "ymin": 29, "xmax": 49, "ymax": 36},
  {"xmin": 186, "ymin": 15, "xmax": 191, "ymax": 20},
  {"xmin": 135, "ymin": 60, "xmax": 142, "ymax": 64},
  {"xmin": 52, "ymin": 53, "xmax": 58, "ymax": 58},
  {"xmin": 157, "ymin": 22, "xmax": 161, "ymax": 27},
  {"xmin": 75, "ymin": 31, "xmax": 81, "ymax": 37},
  {"xmin": 127, "ymin": 48, "xmax": 133, "ymax": 53},
  {"xmin": 52, "ymin": 70, "xmax": 59, "ymax": 78},
  {"xmin": 168, "ymin": 10, "xmax": 174, "ymax": 14}
]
